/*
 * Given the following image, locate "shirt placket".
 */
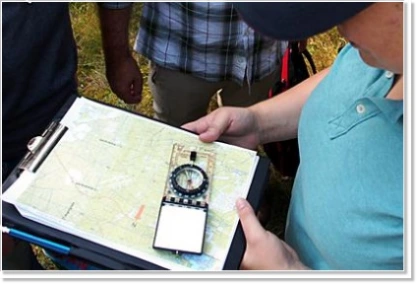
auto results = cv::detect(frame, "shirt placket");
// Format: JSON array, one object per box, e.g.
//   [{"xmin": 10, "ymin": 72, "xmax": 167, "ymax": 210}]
[
  {"xmin": 244, "ymin": 26, "xmax": 255, "ymax": 88},
  {"xmin": 234, "ymin": 23, "xmax": 254, "ymax": 87}
]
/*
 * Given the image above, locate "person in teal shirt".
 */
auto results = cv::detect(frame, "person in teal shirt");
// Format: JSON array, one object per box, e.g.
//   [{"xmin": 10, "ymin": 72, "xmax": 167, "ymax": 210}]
[{"xmin": 183, "ymin": 2, "xmax": 403, "ymax": 270}]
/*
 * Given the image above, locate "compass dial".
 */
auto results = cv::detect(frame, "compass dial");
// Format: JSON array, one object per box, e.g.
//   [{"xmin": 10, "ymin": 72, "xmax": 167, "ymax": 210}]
[{"xmin": 170, "ymin": 164, "xmax": 209, "ymax": 198}]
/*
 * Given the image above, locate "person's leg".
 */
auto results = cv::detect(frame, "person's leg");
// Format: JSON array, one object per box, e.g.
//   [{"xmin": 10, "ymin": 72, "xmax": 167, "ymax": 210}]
[
  {"xmin": 219, "ymin": 72, "xmax": 277, "ymax": 107},
  {"xmin": 2, "ymin": 239, "xmax": 44, "ymax": 270},
  {"xmin": 2, "ymin": 159, "xmax": 44, "ymax": 270},
  {"xmin": 148, "ymin": 63, "xmax": 224, "ymax": 127}
]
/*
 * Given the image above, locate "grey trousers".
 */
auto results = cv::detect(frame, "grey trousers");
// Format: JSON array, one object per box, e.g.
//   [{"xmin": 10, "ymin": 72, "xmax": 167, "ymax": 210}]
[{"xmin": 148, "ymin": 63, "xmax": 277, "ymax": 127}]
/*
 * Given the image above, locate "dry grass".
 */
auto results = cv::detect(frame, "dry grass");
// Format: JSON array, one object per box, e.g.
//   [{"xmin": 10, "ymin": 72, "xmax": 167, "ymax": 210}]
[{"xmin": 33, "ymin": 2, "xmax": 343, "ymax": 269}]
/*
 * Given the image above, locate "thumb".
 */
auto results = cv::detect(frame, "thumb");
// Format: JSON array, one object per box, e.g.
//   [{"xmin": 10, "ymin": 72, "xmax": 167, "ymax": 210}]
[
  {"xmin": 182, "ymin": 118, "xmax": 222, "ymax": 142},
  {"xmin": 236, "ymin": 198, "xmax": 267, "ymax": 244},
  {"xmin": 182, "ymin": 119, "xmax": 209, "ymax": 135},
  {"xmin": 198, "ymin": 127, "xmax": 223, "ymax": 143}
]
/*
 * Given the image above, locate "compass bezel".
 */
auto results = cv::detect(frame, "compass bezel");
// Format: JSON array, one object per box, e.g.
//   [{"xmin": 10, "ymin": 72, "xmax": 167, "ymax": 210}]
[{"xmin": 169, "ymin": 163, "xmax": 209, "ymax": 198}]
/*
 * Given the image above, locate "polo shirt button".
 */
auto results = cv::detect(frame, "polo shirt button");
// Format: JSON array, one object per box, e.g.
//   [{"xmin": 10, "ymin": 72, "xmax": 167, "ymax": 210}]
[
  {"xmin": 356, "ymin": 104, "xmax": 366, "ymax": 114},
  {"xmin": 385, "ymin": 71, "xmax": 394, "ymax": 78}
]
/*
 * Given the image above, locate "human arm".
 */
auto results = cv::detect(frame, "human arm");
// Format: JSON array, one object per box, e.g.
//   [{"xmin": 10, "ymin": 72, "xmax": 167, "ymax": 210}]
[
  {"xmin": 182, "ymin": 67, "xmax": 329, "ymax": 148},
  {"xmin": 236, "ymin": 198, "xmax": 309, "ymax": 270},
  {"xmin": 98, "ymin": 3, "xmax": 143, "ymax": 104}
]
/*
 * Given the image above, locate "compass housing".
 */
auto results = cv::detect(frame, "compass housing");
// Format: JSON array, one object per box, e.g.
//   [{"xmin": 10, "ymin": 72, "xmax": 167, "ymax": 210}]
[{"xmin": 169, "ymin": 164, "xmax": 209, "ymax": 198}]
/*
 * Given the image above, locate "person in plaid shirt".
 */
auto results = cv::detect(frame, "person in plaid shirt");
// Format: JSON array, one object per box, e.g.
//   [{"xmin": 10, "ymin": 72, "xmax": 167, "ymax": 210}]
[{"xmin": 99, "ymin": 2, "xmax": 287, "ymax": 127}]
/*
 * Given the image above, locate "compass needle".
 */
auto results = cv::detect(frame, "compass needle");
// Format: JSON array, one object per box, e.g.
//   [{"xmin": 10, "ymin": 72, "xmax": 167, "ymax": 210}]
[{"xmin": 170, "ymin": 163, "xmax": 209, "ymax": 198}]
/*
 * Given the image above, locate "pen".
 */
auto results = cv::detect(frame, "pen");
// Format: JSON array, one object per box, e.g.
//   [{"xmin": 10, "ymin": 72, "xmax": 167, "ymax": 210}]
[{"xmin": 2, "ymin": 226, "xmax": 71, "ymax": 255}]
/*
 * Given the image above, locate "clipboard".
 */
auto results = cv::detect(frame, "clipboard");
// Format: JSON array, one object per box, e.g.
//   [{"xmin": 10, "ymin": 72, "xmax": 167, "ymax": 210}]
[{"xmin": 1, "ymin": 96, "xmax": 270, "ymax": 270}]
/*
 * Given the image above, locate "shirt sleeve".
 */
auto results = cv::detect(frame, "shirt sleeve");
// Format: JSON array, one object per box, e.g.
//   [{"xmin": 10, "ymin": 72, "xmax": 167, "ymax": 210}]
[{"xmin": 97, "ymin": 2, "xmax": 132, "ymax": 9}]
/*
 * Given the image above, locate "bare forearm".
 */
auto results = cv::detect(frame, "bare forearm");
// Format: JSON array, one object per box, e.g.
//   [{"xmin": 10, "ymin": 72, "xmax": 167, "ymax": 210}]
[
  {"xmin": 249, "ymin": 67, "xmax": 330, "ymax": 144},
  {"xmin": 98, "ymin": 5, "xmax": 133, "ymax": 64}
]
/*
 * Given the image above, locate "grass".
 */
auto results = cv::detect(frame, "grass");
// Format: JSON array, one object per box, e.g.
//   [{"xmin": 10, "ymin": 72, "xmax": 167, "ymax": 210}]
[{"xmin": 33, "ymin": 2, "xmax": 343, "ymax": 269}]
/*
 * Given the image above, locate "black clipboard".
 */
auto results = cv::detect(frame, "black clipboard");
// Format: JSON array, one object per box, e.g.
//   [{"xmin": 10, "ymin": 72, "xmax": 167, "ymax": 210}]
[{"xmin": 1, "ymin": 97, "xmax": 270, "ymax": 270}]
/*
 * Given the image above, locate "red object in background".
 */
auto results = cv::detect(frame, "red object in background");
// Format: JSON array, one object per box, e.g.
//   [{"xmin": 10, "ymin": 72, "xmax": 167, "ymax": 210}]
[{"xmin": 263, "ymin": 42, "xmax": 316, "ymax": 178}]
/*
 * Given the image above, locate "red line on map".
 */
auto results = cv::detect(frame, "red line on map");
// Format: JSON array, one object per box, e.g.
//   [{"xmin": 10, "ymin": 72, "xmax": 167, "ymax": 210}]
[{"xmin": 134, "ymin": 205, "xmax": 145, "ymax": 220}]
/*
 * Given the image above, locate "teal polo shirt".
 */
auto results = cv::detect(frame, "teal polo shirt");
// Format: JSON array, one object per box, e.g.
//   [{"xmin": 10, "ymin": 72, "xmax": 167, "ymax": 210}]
[{"xmin": 285, "ymin": 45, "xmax": 403, "ymax": 270}]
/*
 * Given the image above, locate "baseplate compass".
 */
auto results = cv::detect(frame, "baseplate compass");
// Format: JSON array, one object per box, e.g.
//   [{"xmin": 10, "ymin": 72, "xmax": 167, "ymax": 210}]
[{"xmin": 153, "ymin": 143, "xmax": 215, "ymax": 255}]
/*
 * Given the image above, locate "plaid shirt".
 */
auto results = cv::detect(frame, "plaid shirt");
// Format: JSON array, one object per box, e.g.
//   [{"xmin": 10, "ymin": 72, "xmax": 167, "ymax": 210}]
[{"xmin": 134, "ymin": 2, "xmax": 286, "ymax": 85}]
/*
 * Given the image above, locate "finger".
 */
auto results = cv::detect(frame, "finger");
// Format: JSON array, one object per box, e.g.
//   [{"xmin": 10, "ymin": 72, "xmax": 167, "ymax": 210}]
[
  {"xmin": 199, "ymin": 111, "xmax": 233, "ymax": 142},
  {"xmin": 123, "ymin": 95, "xmax": 140, "ymax": 104},
  {"xmin": 132, "ymin": 77, "xmax": 143, "ymax": 101},
  {"xmin": 124, "ymin": 80, "xmax": 142, "ymax": 104},
  {"xmin": 236, "ymin": 198, "xmax": 267, "ymax": 244},
  {"xmin": 182, "ymin": 119, "xmax": 209, "ymax": 134},
  {"xmin": 111, "ymin": 84, "xmax": 129, "ymax": 101},
  {"xmin": 198, "ymin": 127, "xmax": 223, "ymax": 143},
  {"xmin": 117, "ymin": 84, "xmax": 138, "ymax": 104},
  {"xmin": 183, "ymin": 109, "xmax": 232, "ymax": 142}
]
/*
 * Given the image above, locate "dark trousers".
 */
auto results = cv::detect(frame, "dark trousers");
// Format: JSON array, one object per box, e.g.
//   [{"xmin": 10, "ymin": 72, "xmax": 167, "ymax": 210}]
[{"xmin": 2, "ymin": 158, "xmax": 44, "ymax": 270}]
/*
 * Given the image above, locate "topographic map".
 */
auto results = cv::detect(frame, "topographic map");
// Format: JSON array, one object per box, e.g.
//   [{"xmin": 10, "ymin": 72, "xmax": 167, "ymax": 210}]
[{"xmin": 3, "ymin": 97, "xmax": 259, "ymax": 270}]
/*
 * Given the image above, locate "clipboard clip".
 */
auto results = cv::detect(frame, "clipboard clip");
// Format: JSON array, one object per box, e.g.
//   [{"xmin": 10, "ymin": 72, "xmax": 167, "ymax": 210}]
[{"xmin": 19, "ymin": 121, "xmax": 68, "ymax": 173}]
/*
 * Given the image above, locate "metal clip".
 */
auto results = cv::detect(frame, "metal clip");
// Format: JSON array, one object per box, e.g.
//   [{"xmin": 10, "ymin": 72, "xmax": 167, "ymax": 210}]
[{"xmin": 19, "ymin": 121, "xmax": 68, "ymax": 173}]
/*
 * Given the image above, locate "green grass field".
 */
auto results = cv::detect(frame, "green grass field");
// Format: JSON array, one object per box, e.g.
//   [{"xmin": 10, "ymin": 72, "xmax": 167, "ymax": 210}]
[{"xmin": 34, "ymin": 2, "xmax": 343, "ymax": 269}]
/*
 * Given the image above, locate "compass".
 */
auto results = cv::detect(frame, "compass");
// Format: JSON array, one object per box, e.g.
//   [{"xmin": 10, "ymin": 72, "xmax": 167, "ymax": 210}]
[
  {"xmin": 154, "ymin": 145, "xmax": 215, "ymax": 255},
  {"xmin": 169, "ymin": 163, "xmax": 209, "ymax": 198}
]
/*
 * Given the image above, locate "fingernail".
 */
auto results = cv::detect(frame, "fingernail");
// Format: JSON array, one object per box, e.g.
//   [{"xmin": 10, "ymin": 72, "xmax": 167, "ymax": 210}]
[{"xmin": 236, "ymin": 198, "xmax": 246, "ymax": 210}]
